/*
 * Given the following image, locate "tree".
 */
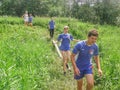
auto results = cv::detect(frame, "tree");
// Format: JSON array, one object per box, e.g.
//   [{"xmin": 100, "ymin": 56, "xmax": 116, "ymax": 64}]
[
  {"xmin": 93, "ymin": 0, "xmax": 120, "ymax": 25},
  {"xmin": 71, "ymin": 1, "xmax": 80, "ymax": 18}
]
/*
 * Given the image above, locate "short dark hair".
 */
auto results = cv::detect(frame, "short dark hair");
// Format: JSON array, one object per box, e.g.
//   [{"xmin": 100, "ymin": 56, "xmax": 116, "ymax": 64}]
[{"xmin": 88, "ymin": 29, "xmax": 98, "ymax": 37}]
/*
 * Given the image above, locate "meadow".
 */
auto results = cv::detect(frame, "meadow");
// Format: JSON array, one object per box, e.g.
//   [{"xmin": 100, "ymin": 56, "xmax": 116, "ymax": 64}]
[{"xmin": 0, "ymin": 16, "xmax": 120, "ymax": 90}]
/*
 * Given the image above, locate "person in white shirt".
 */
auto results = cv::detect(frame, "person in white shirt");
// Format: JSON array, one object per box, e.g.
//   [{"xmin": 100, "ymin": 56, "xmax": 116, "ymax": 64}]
[{"xmin": 22, "ymin": 11, "xmax": 29, "ymax": 26}]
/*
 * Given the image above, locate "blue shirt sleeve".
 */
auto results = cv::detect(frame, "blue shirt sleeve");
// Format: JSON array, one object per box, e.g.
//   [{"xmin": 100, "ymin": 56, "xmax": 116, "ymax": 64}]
[
  {"xmin": 70, "ymin": 34, "xmax": 73, "ymax": 41},
  {"xmin": 58, "ymin": 34, "xmax": 62, "ymax": 41},
  {"xmin": 94, "ymin": 45, "xmax": 99, "ymax": 56},
  {"xmin": 72, "ymin": 42, "xmax": 80, "ymax": 54}
]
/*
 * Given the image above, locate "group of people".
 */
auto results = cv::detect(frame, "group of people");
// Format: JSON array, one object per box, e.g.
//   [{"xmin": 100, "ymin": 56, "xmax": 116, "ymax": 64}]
[
  {"xmin": 48, "ymin": 18, "xmax": 102, "ymax": 90},
  {"xmin": 22, "ymin": 11, "xmax": 33, "ymax": 26}
]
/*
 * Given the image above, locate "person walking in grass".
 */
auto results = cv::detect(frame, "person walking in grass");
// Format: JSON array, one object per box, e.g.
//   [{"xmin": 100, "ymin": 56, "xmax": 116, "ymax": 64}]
[
  {"xmin": 28, "ymin": 14, "xmax": 33, "ymax": 27},
  {"xmin": 57, "ymin": 26, "xmax": 79, "ymax": 75},
  {"xmin": 71, "ymin": 30, "xmax": 102, "ymax": 90},
  {"xmin": 22, "ymin": 11, "xmax": 29, "ymax": 26},
  {"xmin": 48, "ymin": 17, "xmax": 55, "ymax": 38}
]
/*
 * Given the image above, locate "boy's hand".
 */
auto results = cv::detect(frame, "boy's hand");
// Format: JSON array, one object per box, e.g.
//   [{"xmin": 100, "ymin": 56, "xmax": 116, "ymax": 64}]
[
  {"xmin": 74, "ymin": 67, "xmax": 80, "ymax": 76},
  {"xmin": 98, "ymin": 69, "xmax": 102, "ymax": 76}
]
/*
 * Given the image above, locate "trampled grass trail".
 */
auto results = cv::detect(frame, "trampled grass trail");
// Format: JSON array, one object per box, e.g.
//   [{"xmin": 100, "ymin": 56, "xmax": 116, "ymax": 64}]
[{"xmin": 41, "ymin": 26, "xmax": 77, "ymax": 90}]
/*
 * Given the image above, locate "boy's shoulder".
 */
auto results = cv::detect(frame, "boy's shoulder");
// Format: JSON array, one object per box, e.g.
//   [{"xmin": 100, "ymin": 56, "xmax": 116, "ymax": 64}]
[{"xmin": 77, "ymin": 40, "xmax": 85, "ymax": 44}]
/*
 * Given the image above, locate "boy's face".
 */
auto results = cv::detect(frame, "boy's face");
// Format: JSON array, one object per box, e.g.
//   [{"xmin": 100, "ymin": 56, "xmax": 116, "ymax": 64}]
[
  {"xmin": 88, "ymin": 36, "xmax": 98, "ymax": 44},
  {"xmin": 64, "ymin": 28, "xmax": 68, "ymax": 33}
]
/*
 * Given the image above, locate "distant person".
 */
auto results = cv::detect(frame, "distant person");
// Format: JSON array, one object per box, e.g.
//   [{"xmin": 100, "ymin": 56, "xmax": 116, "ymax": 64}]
[
  {"xmin": 28, "ymin": 14, "xmax": 33, "ymax": 27},
  {"xmin": 48, "ymin": 17, "xmax": 55, "ymax": 38},
  {"xmin": 56, "ymin": 26, "xmax": 79, "ymax": 75},
  {"xmin": 71, "ymin": 30, "xmax": 102, "ymax": 90},
  {"xmin": 22, "ymin": 11, "xmax": 29, "ymax": 26}
]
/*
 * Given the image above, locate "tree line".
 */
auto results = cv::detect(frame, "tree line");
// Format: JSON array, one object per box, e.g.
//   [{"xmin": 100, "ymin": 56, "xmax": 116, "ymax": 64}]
[{"xmin": 0, "ymin": 0, "xmax": 120, "ymax": 26}]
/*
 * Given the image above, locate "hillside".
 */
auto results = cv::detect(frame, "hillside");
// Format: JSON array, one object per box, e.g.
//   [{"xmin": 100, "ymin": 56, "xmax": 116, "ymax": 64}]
[{"xmin": 0, "ymin": 17, "xmax": 120, "ymax": 90}]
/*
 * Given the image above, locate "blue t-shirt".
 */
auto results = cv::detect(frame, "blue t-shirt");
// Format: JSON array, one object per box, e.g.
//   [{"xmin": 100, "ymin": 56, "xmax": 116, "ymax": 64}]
[
  {"xmin": 29, "ymin": 16, "xmax": 33, "ymax": 22},
  {"xmin": 49, "ymin": 20, "xmax": 55, "ymax": 29},
  {"xmin": 72, "ymin": 40, "xmax": 99, "ymax": 70},
  {"xmin": 58, "ymin": 33, "xmax": 73, "ymax": 51}
]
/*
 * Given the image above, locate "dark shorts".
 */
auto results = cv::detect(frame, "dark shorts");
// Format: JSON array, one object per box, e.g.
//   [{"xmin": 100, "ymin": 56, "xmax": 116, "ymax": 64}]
[
  {"xmin": 74, "ymin": 67, "xmax": 93, "ymax": 80},
  {"xmin": 49, "ymin": 29, "xmax": 54, "ymax": 31}
]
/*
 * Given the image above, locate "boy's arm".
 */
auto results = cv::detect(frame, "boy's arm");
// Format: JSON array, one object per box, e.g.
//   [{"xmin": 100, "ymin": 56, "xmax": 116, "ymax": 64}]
[
  {"xmin": 71, "ymin": 53, "xmax": 80, "ymax": 76},
  {"xmin": 94, "ymin": 56, "xmax": 102, "ymax": 76},
  {"xmin": 73, "ymin": 39, "xmax": 80, "ymax": 42}
]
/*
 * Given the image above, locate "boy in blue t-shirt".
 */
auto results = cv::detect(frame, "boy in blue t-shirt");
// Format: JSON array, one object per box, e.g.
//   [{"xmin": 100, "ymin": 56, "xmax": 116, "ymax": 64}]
[
  {"xmin": 48, "ymin": 17, "xmax": 55, "ymax": 38},
  {"xmin": 28, "ymin": 14, "xmax": 33, "ymax": 27},
  {"xmin": 71, "ymin": 30, "xmax": 102, "ymax": 90},
  {"xmin": 57, "ymin": 26, "xmax": 79, "ymax": 75}
]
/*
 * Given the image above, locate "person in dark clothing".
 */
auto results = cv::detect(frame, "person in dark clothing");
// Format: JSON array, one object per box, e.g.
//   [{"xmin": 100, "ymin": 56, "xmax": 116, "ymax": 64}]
[
  {"xmin": 28, "ymin": 14, "xmax": 33, "ymax": 27},
  {"xmin": 48, "ymin": 17, "xmax": 55, "ymax": 38}
]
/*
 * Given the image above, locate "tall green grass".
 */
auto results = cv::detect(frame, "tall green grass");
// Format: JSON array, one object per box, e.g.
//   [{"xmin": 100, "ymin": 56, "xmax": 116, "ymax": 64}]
[
  {"xmin": 0, "ymin": 24, "xmax": 57, "ymax": 90},
  {"xmin": 0, "ymin": 16, "xmax": 120, "ymax": 90}
]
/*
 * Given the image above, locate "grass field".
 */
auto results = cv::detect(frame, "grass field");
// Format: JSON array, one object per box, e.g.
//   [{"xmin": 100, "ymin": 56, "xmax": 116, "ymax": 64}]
[{"xmin": 0, "ymin": 16, "xmax": 120, "ymax": 90}]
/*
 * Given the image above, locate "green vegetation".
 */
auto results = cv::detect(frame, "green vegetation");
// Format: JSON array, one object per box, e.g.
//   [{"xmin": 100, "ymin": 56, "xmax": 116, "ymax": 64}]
[
  {"xmin": 0, "ymin": 0, "xmax": 120, "ymax": 26},
  {"xmin": 0, "ymin": 17, "xmax": 120, "ymax": 90}
]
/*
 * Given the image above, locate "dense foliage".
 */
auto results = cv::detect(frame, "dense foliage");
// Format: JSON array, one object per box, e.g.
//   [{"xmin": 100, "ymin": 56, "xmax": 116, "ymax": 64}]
[{"xmin": 0, "ymin": 0, "xmax": 120, "ymax": 25}]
